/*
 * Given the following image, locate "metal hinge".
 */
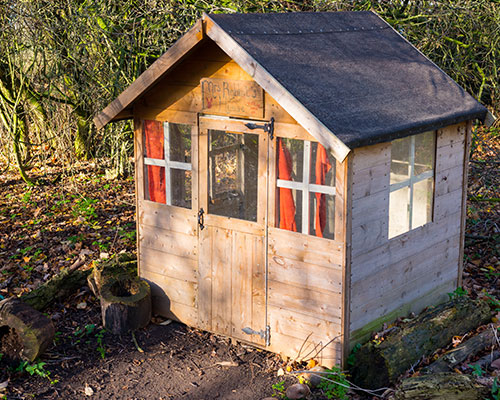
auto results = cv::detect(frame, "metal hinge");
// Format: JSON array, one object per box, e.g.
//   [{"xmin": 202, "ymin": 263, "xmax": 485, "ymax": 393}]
[
  {"xmin": 242, "ymin": 325, "xmax": 271, "ymax": 346},
  {"xmin": 244, "ymin": 117, "xmax": 275, "ymax": 140}
]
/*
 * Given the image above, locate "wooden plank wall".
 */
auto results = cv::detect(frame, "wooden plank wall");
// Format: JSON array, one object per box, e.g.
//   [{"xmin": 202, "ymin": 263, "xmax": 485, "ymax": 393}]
[
  {"xmin": 348, "ymin": 123, "xmax": 467, "ymax": 344},
  {"xmin": 267, "ymin": 228, "xmax": 344, "ymax": 367},
  {"xmin": 134, "ymin": 38, "xmax": 346, "ymax": 365},
  {"xmin": 138, "ymin": 202, "xmax": 199, "ymax": 327}
]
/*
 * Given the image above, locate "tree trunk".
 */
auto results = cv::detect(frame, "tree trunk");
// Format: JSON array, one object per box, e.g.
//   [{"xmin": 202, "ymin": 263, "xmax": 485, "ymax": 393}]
[
  {"xmin": 393, "ymin": 373, "xmax": 490, "ymax": 400},
  {"xmin": 422, "ymin": 324, "xmax": 499, "ymax": 374},
  {"xmin": 0, "ymin": 298, "xmax": 55, "ymax": 362},
  {"xmin": 350, "ymin": 298, "xmax": 492, "ymax": 389}
]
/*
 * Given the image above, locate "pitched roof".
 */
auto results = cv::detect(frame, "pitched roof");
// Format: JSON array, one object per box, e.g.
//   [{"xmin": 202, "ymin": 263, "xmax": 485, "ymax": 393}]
[{"xmin": 94, "ymin": 11, "xmax": 487, "ymax": 161}]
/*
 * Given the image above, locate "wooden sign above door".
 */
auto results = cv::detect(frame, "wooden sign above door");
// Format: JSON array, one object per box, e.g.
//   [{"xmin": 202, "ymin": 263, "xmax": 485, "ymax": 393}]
[{"xmin": 201, "ymin": 78, "xmax": 264, "ymax": 119}]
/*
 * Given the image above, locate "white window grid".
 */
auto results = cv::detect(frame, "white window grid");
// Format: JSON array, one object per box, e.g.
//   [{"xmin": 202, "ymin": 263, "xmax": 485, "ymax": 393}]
[
  {"xmin": 144, "ymin": 122, "xmax": 192, "ymax": 205},
  {"xmin": 276, "ymin": 140, "xmax": 336, "ymax": 235},
  {"xmin": 389, "ymin": 134, "xmax": 434, "ymax": 230}
]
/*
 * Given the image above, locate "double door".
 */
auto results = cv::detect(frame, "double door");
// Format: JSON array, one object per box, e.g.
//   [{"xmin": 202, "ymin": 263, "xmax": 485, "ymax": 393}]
[{"xmin": 197, "ymin": 116, "xmax": 272, "ymax": 346}]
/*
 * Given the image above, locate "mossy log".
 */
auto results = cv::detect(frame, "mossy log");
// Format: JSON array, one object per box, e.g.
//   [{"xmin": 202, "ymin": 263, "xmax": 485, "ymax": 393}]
[
  {"xmin": 393, "ymin": 373, "xmax": 490, "ymax": 400},
  {"xmin": 0, "ymin": 298, "xmax": 55, "ymax": 362},
  {"xmin": 21, "ymin": 259, "xmax": 90, "ymax": 311},
  {"xmin": 422, "ymin": 324, "xmax": 499, "ymax": 374},
  {"xmin": 350, "ymin": 298, "xmax": 492, "ymax": 389}
]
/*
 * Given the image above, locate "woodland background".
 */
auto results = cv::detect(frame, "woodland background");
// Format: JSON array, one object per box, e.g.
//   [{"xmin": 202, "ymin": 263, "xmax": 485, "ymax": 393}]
[{"xmin": 0, "ymin": 0, "xmax": 498, "ymax": 183}]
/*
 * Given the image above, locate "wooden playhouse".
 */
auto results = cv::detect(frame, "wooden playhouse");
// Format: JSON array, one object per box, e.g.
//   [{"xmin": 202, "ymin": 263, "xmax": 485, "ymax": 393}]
[{"xmin": 95, "ymin": 11, "xmax": 487, "ymax": 367}]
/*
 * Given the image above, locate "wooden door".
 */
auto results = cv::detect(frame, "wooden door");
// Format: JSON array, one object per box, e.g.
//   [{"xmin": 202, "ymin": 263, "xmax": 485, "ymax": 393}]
[{"xmin": 197, "ymin": 117, "xmax": 269, "ymax": 346}]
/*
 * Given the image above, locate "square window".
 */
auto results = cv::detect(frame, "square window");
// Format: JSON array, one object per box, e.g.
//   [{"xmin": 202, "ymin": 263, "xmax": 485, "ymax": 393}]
[
  {"xmin": 143, "ymin": 121, "xmax": 192, "ymax": 209},
  {"xmin": 388, "ymin": 131, "xmax": 435, "ymax": 239},
  {"xmin": 276, "ymin": 138, "xmax": 336, "ymax": 239}
]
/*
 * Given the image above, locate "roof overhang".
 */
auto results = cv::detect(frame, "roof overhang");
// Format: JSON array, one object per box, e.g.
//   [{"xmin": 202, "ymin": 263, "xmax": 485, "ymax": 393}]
[
  {"xmin": 93, "ymin": 14, "xmax": 351, "ymax": 161},
  {"xmin": 93, "ymin": 19, "xmax": 205, "ymax": 131}
]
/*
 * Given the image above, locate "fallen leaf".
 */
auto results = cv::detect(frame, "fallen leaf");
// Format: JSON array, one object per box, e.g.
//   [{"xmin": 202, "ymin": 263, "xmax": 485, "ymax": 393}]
[
  {"xmin": 277, "ymin": 368, "xmax": 284, "ymax": 376},
  {"xmin": 76, "ymin": 302, "xmax": 87, "ymax": 310},
  {"xmin": 0, "ymin": 380, "xmax": 8, "ymax": 390},
  {"xmin": 84, "ymin": 384, "xmax": 94, "ymax": 396},
  {"xmin": 491, "ymin": 358, "xmax": 500, "ymax": 370}
]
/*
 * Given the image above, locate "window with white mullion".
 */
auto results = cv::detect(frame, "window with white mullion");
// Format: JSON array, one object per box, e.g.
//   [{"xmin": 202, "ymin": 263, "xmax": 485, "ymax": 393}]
[
  {"xmin": 276, "ymin": 138, "xmax": 336, "ymax": 238},
  {"xmin": 143, "ymin": 120, "xmax": 193, "ymax": 208},
  {"xmin": 389, "ymin": 131, "xmax": 436, "ymax": 238}
]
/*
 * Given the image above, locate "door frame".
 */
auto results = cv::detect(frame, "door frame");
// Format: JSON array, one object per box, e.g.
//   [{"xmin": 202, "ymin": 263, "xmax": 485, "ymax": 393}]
[{"xmin": 197, "ymin": 115, "xmax": 272, "ymax": 346}]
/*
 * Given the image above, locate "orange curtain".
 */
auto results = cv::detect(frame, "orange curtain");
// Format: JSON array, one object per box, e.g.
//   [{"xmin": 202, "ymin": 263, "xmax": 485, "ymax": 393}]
[
  {"xmin": 278, "ymin": 138, "xmax": 297, "ymax": 231},
  {"xmin": 314, "ymin": 144, "xmax": 332, "ymax": 237},
  {"xmin": 144, "ymin": 120, "xmax": 166, "ymax": 204}
]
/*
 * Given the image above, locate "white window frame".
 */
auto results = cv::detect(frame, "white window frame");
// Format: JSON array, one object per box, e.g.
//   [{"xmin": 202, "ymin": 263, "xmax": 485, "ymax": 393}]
[
  {"xmin": 276, "ymin": 140, "xmax": 336, "ymax": 235},
  {"xmin": 389, "ymin": 133, "xmax": 435, "ymax": 236},
  {"xmin": 144, "ymin": 122, "xmax": 192, "ymax": 206}
]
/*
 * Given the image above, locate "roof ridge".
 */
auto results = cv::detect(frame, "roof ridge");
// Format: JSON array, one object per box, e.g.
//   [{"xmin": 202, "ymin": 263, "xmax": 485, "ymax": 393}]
[{"xmin": 227, "ymin": 25, "xmax": 390, "ymax": 35}]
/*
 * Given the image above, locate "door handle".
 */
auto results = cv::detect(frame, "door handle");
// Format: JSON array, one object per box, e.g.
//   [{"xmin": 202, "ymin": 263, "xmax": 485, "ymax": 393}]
[{"xmin": 197, "ymin": 208, "xmax": 205, "ymax": 230}]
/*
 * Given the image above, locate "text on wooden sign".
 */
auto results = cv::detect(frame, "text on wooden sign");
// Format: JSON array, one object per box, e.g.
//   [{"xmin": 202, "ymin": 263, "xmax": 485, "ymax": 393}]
[{"xmin": 201, "ymin": 78, "xmax": 264, "ymax": 119}]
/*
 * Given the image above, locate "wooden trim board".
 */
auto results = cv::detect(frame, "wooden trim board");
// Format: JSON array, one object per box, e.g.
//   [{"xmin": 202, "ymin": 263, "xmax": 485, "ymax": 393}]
[{"xmin": 94, "ymin": 19, "xmax": 205, "ymax": 130}]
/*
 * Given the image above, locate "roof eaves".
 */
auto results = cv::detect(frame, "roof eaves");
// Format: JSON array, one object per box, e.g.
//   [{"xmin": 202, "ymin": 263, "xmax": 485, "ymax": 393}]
[
  {"xmin": 203, "ymin": 13, "xmax": 351, "ymax": 162},
  {"xmin": 93, "ymin": 19, "xmax": 205, "ymax": 130}
]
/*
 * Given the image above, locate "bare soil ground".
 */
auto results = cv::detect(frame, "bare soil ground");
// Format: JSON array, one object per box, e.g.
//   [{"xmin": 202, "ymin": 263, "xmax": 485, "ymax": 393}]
[{"xmin": 0, "ymin": 127, "xmax": 498, "ymax": 399}]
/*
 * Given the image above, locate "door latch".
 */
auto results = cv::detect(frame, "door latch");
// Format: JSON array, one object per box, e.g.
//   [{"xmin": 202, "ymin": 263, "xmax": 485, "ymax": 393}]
[
  {"xmin": 244, "ymin": 117, "xmax": 275, "ymax": 140},
  {"xmin": 242, "ymin": 325, "xmax": 271, "ymax": 346},
  {"xmin": 197, "ymin": 208, "xmax": 205, "ymax": 230}
]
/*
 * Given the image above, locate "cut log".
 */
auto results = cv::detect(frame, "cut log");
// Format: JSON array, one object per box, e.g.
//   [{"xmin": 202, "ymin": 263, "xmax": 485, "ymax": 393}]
[
  {"xmin": 350, "ymin": 297, "xmax": 492, "ymax": 389},
  {"xmin": 100, "ymin": 276, "xmax": 151, "ymax": 334},
  {"xmin": 0, "ymin": 298, "xmax": 55, "ymax": 363},
  {"xmin": 422, "ymin": 324, "xmax": 499, "ymax": 374},
  {"xmin": 393, "ymin": 373, "xmax": 490, "ymax": 400},
  {"xmin": 21, "ymin": 258, "xmax": 90, "ymax": 311}
]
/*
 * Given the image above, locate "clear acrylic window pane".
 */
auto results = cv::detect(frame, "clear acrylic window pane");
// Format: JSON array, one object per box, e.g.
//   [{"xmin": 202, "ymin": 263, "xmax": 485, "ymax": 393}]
[
  {"xmin": 144, "ymin": 120, "xmax": 164, "ymax": 159},
  {"xmin": 277, "ymin": 138, "xmax": 304, "ymax": 182},
  {"xmin": 171, "ymin": 169, "xmax": 192, "ymax": 209},
  {"xmin": 169, "ymin": 124, "xmax": 192, "ymax": 163},
  {"xmin": 310, "ymin": 142, "xmax": 335, "ymax": 187},
  {"xmin": 309, "ymin": 192, "xmax": 335, "ymax": 239},
  {"xmin": 389, "ymin": 187, "xmax": 410, "ymax": 238},
  {"xmin": 414, "ymin": 131, "xmax": 435, "ymax": 175},
  {"xmin": 208, "ymin": 130, "xmax": 258, "ymax": 222},
  {"xmin": 145, "ymin": 165, "xmax": 165, "ymax": 204},
  {"xmin": 276, "ymin": 188, "xmax": 302, "ymax": 233},
  {"xmin": 412, "ymin": 177, "xmax": 433, "ymax": 229},
  {"xmin": 390, "ymin": 136, "xmax": 410, "ymax": 184}
]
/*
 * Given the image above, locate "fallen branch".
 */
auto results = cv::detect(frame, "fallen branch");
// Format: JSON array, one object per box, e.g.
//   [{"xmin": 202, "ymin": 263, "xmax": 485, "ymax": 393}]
[
  {"xmin": 421, "ymin": 324, "xmax": 499, "ymax": 374},
  {"xmin": 21, "ymin": 257, "xmax": 90, "ymax": 311},
  {"xmin": 349, "ymin": 297, "xmax": 492, "ymax": 389},
  {"xmin": 393, "ymin": 373, "xmax": 490, "ymax": 400}
]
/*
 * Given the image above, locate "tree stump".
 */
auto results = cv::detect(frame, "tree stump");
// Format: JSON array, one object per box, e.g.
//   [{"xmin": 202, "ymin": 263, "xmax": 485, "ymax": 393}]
[
  {"xmin": 393, "ymin": 373, "xmax": 490, "ymax": 400},
  {"xmin": 100, "ymin": 276, "xmax": 151, "ymax": 334},
  {"xmin": 350, "ymin": 297, "xmax": 492, "ymax": 389},
  {"xmin": 87, "ymin": 254, "xmax": 151, "ymax": 334},
  {"xmin": 0, "ymin": 298, "xmax": 55, "ymax": 363}
]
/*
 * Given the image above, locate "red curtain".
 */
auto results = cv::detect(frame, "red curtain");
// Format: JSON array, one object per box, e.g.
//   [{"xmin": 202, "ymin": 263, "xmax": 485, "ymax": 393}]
[
  {"xmin": 144, "ymin": 120, "xmax": 166, "ymax": 204},
  {"xmin": 278, "ymin": 138, "xmax": 297, "ymax": 232},
  {"xmin": 314, "ymin": 144, "xmax": 332, "ymax": 237}
]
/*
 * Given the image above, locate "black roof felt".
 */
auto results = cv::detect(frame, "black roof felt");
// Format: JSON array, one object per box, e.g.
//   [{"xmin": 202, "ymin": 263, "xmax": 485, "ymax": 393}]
[{"xmin": 209, "ymin": 11, "xmax": 487, "ymax": 148}]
